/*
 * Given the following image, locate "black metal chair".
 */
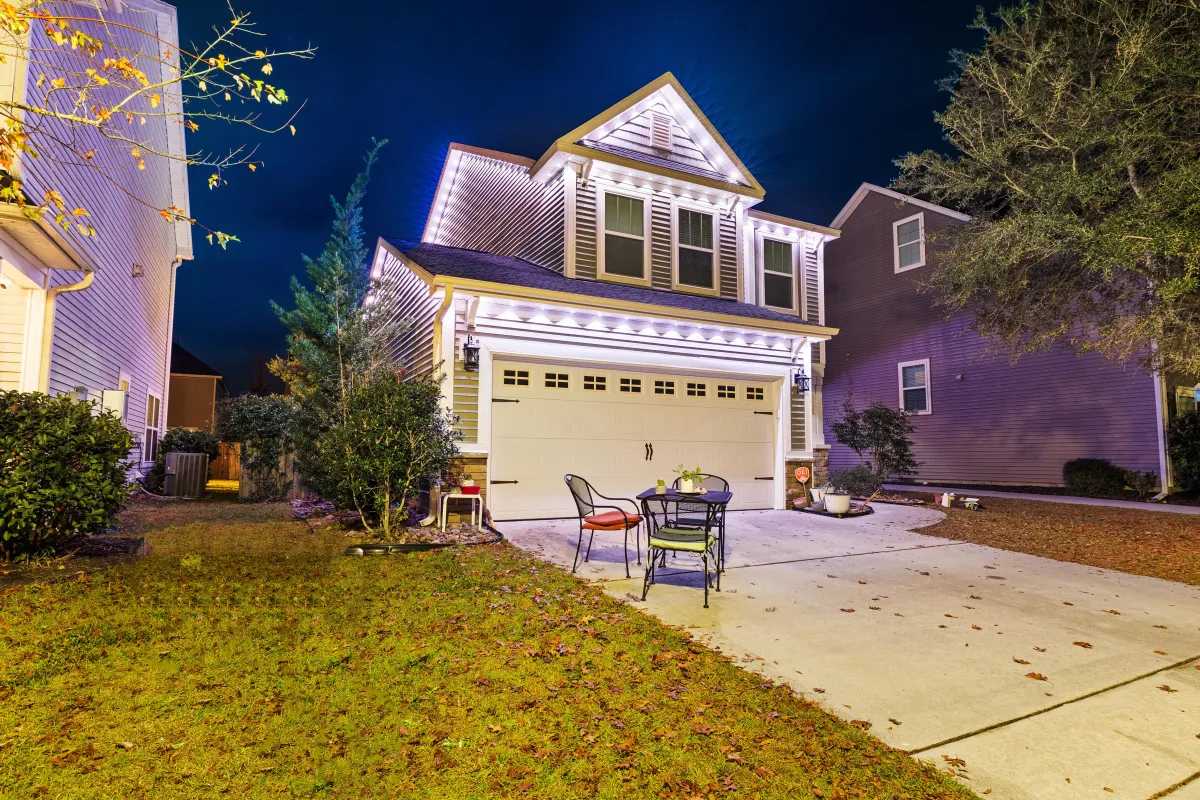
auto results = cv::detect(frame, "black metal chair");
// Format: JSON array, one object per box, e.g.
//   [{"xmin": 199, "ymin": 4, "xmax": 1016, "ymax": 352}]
[
  {"xmin": 671, "ymin": 473, "xmax": 730, "ymax": 571},
  {"xmin": 640, "ymin": 495, "xmax": 720, "ymax": 608},
  {"xmin": 563, "ymin": 474, "xmax": 642, "ymax": 578}
]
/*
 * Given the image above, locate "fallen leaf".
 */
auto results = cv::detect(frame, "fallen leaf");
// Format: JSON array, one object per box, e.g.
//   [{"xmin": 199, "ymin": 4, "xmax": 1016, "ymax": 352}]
[
  {"xmin": 968, "ymin": 595, "xmax": 982, "ymax": 600},
  {"xmin": 1153, "ymin": 650, "xmax": 1168, "ymax": 656},
  {"xmin": 1013, "ymin": 658, "xmax": 1031, "ymax": 665},
  {"xmin": 1063, "ymin": 601, "xmax": 1074, "ymax": 606},
  {"xmin": 1103, "ymin": 609, "xmax": 1121, "ymax": 615},
  {"xmin": 888, "ymin": 718, "xmax": 902, "ymax": 726},
  {"xmin": 840, "ymin": 608, "xmax": 855, "ymax": 613},
  {"xmin": 117, "ymin": 741, "xmax": 135, "ymax": 751},
  {"xmin": 971, "ymin": 625, "xmax": 982, "ymax": 630},
  {"xmin": 1158, "ymin": 685, "xmax": 1178, "ymax": 693},
  {"xmin": 1073, "ymin": 642, "xmax": 1093, "ymax": 649},
  {"xmin": 1026, "ymin": 672, "xmax": 1048, "ymax": 681},
  {"xmin": 1034, "ymin": 647, "xmax": 1047, "ymax": 652},
  {"xmin": 944, "ymin": 614, "xmax": 958, "ymax": 619},
  {"xmin": 1152, "ymin": 625, "xmax": 1167, "ymax": 629},
  {"xmin": 869, "ymin": 606, "xmax": 881, "ymax": 611},
  {"xmin": 764, "ymin": 607, "xmax": 776, "ymax": 613}
]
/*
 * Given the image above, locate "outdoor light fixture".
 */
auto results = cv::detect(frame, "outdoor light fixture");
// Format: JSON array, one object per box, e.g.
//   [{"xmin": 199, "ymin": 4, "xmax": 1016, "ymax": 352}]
[
  {"xmin": 793, "ymin": 367, "xmax": 810, "ymax": 395},
  {"xmin": 462, "ymin": 335, "xmax": 480, "ymax": 372}
]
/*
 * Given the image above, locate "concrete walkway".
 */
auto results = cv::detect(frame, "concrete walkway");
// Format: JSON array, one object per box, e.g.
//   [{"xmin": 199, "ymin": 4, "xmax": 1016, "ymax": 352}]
[
  {"xmin": 501, "ymin": 507, "xmax": 1200, "ymax": 800},
  {"xmin": 884, "ymin": 483, "xmax": 1200, "ymax": 515}
]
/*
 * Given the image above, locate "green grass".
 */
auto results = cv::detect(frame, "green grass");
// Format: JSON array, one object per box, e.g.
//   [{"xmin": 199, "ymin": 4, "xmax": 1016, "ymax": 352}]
[{"xmin": 0, "ymin": 497, "xmax": 975, "ymax": 799}]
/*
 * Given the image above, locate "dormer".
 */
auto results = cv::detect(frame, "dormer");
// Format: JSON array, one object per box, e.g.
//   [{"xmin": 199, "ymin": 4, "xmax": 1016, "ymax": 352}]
[{"xmin": 745, "ymin": 210, "xmax": 838, "ymax": 323}]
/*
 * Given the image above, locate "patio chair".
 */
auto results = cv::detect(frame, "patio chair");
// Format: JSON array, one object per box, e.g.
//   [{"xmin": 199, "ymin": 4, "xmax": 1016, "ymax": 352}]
[
  {"xmin": 563, "ymin": 474, "xmax": 643, "ymax": 578},
  {"xmin": 641, "ymin": 495, "xmax": 720, "ymax": 608},
  {"xmin": 671, "ymin": 473, "xmax": 730, "ymax": 571}
]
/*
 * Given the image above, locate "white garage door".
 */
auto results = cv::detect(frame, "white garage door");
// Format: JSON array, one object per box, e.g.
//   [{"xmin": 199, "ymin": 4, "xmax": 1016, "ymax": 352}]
[{"xmin": 488, "ymin": 360, "xmax": 778, "ymax": 520}]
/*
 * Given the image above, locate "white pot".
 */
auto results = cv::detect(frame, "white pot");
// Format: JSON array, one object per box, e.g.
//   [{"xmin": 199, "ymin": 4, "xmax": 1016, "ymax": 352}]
[
  {"xmin": 679, "ymin": 478, "xmax": 694, "ymax": 493},
  {"xmin": 462, "ymin": 479, "xmax": 474, "ymax": 487},
  {"xmin": 825, "ymin": 492, "xmax": 852, "ymax": 515},
  {"xmin": 810, "ymin": 487, "xmax": 827, "ymax": 503}
]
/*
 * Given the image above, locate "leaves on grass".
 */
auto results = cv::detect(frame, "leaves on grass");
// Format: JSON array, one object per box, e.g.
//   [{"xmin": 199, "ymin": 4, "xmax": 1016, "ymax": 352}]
[{"xmin": 1026, "ymin": 673, "xmax": 1048, "ymax": 681}]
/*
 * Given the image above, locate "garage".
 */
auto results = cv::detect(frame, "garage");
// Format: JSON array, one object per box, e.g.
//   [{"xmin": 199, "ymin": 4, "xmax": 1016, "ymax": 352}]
[{"xmin": 488, "ymin": 359, "xmax": 779, "ymax": 520}]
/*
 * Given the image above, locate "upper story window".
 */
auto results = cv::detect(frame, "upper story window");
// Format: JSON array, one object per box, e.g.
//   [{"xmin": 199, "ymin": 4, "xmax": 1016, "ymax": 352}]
[
  {"xmin": 675, "ymin": 207, "xmax": 715, "ymax": 292},
  {"xmin": 893, "ymin": 213, "xmax": 925, "ymax": 272},
  {"xmin": 898, "ymin": 359, "xmax": 930, "ymax": 414},
  {"xmin": 762, "ymin": 237, "xmax": 796, "ymax": 312},
  {"xmin": 600, "ymin": 190, "xmax": 649, "ymax": 284}
]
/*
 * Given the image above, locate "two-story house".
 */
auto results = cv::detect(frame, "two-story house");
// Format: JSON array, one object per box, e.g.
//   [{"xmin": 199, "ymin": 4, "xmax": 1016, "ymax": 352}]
[
  {"xmin": 371, "ymin": 74, "xmax": 839, "ymax": 520},
  {"xmin": 0, "ymin": 0, "xmax": 191, "ymax": 472},
  {"xmin": 822, "ymin": 183, "xmax": 1187, "ymax": 491}
]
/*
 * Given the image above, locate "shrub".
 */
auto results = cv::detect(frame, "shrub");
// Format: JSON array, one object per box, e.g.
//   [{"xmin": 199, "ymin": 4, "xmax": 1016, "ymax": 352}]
[
  {"xmin": 1063, "ymin": 458, "xmax": 1126, "ymax": 498},
  {"xmin": 1168, "ymin": 409, "xmax": 1200, "ymax": 492},
  {"xmin": 832, "ymin": 397, "xmax": 919, "ymax": 481},
  {"xmin": 1123, "ymin": 469, "xmax": 1159, "ymax": 501},
  {"xmin": 829, "ymin": 466, "xmax": 882, "ymax": 497},
  {"xmin": 0, "ymin": 391, "xmax": 134, "ymax": 560},
  {"xmin": 144, "ymin": 428, "xmax": 221, "ymax": 492},
  {"xmin": 216, "ymin": 394, "xmax": 297, "ymax": 501}
]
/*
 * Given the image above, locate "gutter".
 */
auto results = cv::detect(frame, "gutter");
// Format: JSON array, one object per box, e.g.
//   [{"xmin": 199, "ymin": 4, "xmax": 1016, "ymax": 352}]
[
  {"xmin": 38, "ymin": 267, "xmax": 94, "ymax": 393},
  {"xmin": 430, "ymin": 285, "xmax": 455, "ymax": 371}
]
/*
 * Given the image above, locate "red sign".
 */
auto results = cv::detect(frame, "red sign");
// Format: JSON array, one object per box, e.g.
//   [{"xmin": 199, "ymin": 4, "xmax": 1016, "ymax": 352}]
[{"xmin": 794, "ymin": 467, "xmax": 811, "ymax": 483}]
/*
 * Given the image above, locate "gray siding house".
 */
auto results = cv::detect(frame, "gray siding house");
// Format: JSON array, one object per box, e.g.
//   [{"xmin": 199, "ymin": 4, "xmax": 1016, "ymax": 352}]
[{"xmin": 822, "ymin": 183, "xmax": 1182, "ymax": 490}]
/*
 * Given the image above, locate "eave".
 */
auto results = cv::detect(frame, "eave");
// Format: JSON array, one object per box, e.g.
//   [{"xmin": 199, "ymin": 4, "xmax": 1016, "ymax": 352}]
[{"xmin": 0, "ymin": 202, "xmax": 98, "ymax": 273}]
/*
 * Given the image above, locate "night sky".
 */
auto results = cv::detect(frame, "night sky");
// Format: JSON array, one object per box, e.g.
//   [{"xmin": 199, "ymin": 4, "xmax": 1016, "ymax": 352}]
[{"xmin": 173, "ymin": 0, "xmax": 988, "ymax": 393}]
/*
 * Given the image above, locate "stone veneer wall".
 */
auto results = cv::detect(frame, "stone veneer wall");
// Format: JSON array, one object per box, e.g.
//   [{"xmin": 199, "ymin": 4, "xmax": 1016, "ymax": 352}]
[{"xmin": 784, "ymin": 449, "xmax": 830, "ymax": 509}]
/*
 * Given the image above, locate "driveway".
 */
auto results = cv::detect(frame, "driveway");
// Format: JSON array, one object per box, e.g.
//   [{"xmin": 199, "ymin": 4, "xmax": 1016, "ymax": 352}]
[{"xmin": 501, "ymin": 505, "xmax": 1200, "ymax": 800}]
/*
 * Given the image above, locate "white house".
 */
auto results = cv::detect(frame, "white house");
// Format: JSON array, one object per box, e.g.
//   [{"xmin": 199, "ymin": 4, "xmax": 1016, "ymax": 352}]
[
  {"xmin": 371, "ymin": 73, "xmax": 839, "ymax": 520},
  {"xmin": 0, "ymin": 0, "xmax": 191, "ymax": 469}
]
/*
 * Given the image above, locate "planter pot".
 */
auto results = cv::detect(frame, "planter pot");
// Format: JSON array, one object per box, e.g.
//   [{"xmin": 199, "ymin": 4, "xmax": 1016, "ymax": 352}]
[
  {"xmin": 810, "ymin": 487, "xmax": 827, "ymax": 510},
  {"xmin": 824, "ymin": 492, "xmax": 852, "ymax": 515},
  {"xmin": 460, "ymin": 485, "xmax": 480, "ymax": 495},
  {"xmin": 655, "ymin": 485, "xmax": 667, "ymax": 494},
  {"xmin": 462, "ymin": 479, "xmax": 475, "ymax": 487},
  {"xmin": 679, "ymin": 478, "xmax": 694, "ymax": 493}
]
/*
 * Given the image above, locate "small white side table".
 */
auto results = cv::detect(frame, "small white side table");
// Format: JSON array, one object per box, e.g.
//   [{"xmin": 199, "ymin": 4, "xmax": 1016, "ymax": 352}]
[{"xmin": 440, "ymin": 492, "xmax": 482, "ymax": 530}]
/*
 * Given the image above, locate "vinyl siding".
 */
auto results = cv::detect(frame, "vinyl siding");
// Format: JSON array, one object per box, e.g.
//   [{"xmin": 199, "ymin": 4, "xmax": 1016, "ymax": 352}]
[
  {"xmin": 376, "ymin": 252, "xmax": 439, "ymax": 378},
  {"xmin": 429, "ymin": 153, "xmax": 565, "ymax": 272},
  {"xmin": 822, "ymin": 190, "xmax": 1161, "ymax": 486},
  {"xmin": 790, "ymin": 392, "xmax": 806, "ymax": 451},
  {"xmin": 0, "ymin": 286, "xmax": 27, "ymax": 389},
  {"xmin": 452, "ymin": 357, "xmax": 479, "ymax": 444},
  {"xmin": 593, "ymin": 103, "xmax": 722, "ymax": 177}
]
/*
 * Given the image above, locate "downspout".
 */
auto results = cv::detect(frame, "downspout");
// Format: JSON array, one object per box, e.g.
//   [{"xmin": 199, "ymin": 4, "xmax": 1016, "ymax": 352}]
[
  {"xmin": 430, "ymin": 284, "xmax": 454, "ymax": 385},
  {"xmin": 160, "ymin": 255, "xmax": 183, "ymax": 434},
  {"xmin": 38, "ymin": 268, "xmax": 95, "ymax": 393},
  {"xmin": 1151, "ymin": 370, "xmax": 1172, "ymax": 501}
]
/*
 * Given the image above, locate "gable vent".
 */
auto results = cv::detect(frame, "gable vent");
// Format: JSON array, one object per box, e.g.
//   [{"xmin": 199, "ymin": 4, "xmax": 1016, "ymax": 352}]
[{"xmin": 650, "ymin": 111, "xmax": 673, "ymax": 152}]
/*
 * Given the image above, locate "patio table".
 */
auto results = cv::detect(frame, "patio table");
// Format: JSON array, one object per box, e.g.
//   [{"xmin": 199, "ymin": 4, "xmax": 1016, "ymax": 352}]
[{"xmin": 636, "ymin": 488, "xmax": 732, "ymax": 571}]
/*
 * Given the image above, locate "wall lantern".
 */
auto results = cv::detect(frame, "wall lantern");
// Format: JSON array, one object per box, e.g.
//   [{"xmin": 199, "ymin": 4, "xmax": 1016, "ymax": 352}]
[
  {"xmin": 462, "ymin": 336, "xmax": 480, "ymax": 372},
  {"xmin": 793, "ymin": 367, "xmax": 810, "ymax": 395}
]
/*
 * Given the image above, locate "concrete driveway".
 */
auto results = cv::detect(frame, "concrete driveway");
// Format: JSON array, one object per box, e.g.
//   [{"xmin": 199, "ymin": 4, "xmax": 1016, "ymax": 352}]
[{"xmin": 500, "ymin": 505, "xmax": 1200, "ymax": 800}]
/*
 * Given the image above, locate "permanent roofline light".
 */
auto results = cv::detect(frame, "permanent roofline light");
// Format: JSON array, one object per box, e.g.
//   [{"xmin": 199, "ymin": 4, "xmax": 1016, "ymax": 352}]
[{"xmin": 830, "ymin": 183, "xmax": 971, "ymax": 229}]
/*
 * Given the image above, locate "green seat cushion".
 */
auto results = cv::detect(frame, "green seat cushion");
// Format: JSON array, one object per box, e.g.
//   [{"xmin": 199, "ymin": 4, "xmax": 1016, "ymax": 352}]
[{"xmin": 649, "ymin": 528, "xmax": 714, "ymax": 553}]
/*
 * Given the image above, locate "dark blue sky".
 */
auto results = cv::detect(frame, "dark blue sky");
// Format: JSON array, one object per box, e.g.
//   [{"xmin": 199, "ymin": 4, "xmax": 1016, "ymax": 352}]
[{"xmin": 174, "ymin": 0, "xmax": 987, "ymax": 392}]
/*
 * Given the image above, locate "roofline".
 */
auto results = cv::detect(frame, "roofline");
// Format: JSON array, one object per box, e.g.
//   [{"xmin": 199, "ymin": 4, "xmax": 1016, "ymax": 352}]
[
  {"xmin": 170, "ymin": 372, "xmax": 222, "ymax": 379},
  {"xmin": 830, "ymin": 183, "xmax": 972, "ymax": 229},
  {"xmin": 746, "ymin": 209, "xmax": 840, "ymax": 240},
  {"xmin": 557, "ymin": 142, "xmax": 765, "ymax": 200},
  {"xmin": 376, "ymin": 239, "xmax": 837, "ymax": 339},
  {"xmin": 420, "ymin": 143, "xmax": 536, "ymax": 242},
  {"xmin": 529, "ymin": 72, "xmax": 764, "ymax": 196}
]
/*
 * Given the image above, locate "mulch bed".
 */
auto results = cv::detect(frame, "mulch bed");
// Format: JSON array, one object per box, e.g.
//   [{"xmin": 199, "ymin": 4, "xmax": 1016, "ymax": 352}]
[{"xmin": 290, "ymin": 499, "xmax": 501, "ymax": 547}]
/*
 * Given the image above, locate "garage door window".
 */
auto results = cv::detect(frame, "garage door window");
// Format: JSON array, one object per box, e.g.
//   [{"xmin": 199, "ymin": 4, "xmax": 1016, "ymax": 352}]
[
  {"xmin": 544, "ymin": 372, "xmax": 568, "ymax": 389},
  {"xmin": 717, "ymin": 384, "xmax": 736, "ymax": 399},
  {"xmin": 746, "ymin": 386, "xmax": 764, "ymax": 401},
  {"xmin": 619, "ymin": 377, "xmax": 642, "ymax": 393},
  {"xmin": 584, "ymin": 375, "xmax": 607, "ymax": 391},
  {"xmin": 502, "ymin": 369, "xmax": 529, "ymax": 386},
  {"xmin": 654, "ymin": 380, "xmax": 675, "ymax": 395},
  {"xmin": 687, "ymin": 382, "xmax": 706, "ymax": 397}
]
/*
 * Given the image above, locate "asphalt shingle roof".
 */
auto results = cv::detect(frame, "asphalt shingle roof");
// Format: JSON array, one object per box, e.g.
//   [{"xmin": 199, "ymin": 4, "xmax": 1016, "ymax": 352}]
[{"xmin": 386, "ymin": 240, "xmax": 812, "ymax": 326}]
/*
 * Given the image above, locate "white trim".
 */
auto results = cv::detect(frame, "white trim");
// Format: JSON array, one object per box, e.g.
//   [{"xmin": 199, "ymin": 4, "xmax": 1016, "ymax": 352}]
[
  {"xmin": 831, "ymin": 182, "xmax": 971, "ymax": 229},
  {"xmin": 143, "ymin": 390, "xmax": 163, "ymax": 463},
  {"xmin": 595, "ymin": 182, "xmax": 653, "ymax": 287},
  {"xmin": 1153, "ymin": 371, "xmax": 1172, "ymax": 491},
  {"xmin": 893, "ymin": 212, "xmax": 926, "ymax": 273},
  {"xmin": 757, "ymin": 231, "xmax": 799, "ymax": 314},
  {"xmin": 897, "ymin": 358, "xmax": 931, "ymax": 415},
  {"xmin": 563, "ymin": 163, "xmax": 578, "ymax": 279},
  {"xmin": 669, "ymin": 196, "xmax": 720, "ymax": 296}
]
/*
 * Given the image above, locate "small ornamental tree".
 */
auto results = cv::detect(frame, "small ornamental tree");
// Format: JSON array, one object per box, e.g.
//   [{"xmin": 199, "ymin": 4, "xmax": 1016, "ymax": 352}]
[
  {"xmin": 832, "ymin": 397, "xmax": 919, "ymax": 483},
  {"xmin": 320, "ymin": 368, "xmax": 459, "ymax": 538},
  {"xmin": 0, "ymin": 391, "xmax": 133, "ymax": 560},
  {"xmin": 0, "ymin": 1, "xmax": 313, "ymax": 246}
]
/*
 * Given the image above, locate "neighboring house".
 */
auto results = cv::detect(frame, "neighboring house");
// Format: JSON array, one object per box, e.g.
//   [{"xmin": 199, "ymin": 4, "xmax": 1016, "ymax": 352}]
[
  {"xmin": 0, "ymin": 0, "xmax": 191, "ymax": 472},
  {"xmin": 822, "ymin": 183, "xmax": 1191, "ymax": 490},
  {"xmin": 168, "ymin": 343, "xmax": 224, "ymax": 432},
  {"xmin": 371, "ymin": 73, "xmax": 839, "ymax": 521}
]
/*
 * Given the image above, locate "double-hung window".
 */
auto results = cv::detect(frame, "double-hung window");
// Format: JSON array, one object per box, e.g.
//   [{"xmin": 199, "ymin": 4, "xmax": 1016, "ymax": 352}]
[
  {"xmin": 144, "ymin": 392, "xmax": 162, "ymax": 462},
  {"xmin": 898, "ymin": 359, "xmax": 930, "ymax": 414},
  {"xmin": 893, "ymin": 213, "xmax": 925, "ymax": 272},
  {"xmin": 762, "ymin": 237, "xmax": 795, "ymax": 311},
  {"xmin": 601, "ymin": 192, "xmax": 647, "ymax": 281},
  {"xmin": 676, "ymin": 207, "xmax": 715, "ymax": 291}
]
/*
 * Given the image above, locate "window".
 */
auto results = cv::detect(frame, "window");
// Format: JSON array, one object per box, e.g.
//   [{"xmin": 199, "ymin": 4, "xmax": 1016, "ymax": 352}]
[
  {"xmin": 686, "ymin": 382, "xmax": 706, "ymax": 397},
  {"xmin": 144, "ymin": 392, "xmax": 161, "ymax": 462},
  {"xmin": 762, "ymin": 238, "xmax": 795, "ymax": 311},
  {"xmin": 502, "ymin": 369, "xmax": 529, "ymax": 386},
  {"xmin": 898, "ymin": 359, "xmax": 930, "ymax": 414},
  {"xmin": 601, "ymin": 192, "xmax": 647, "ymax": 281},
  {"xmin": 619, "ymin": 377, "xmax": 642, "ymax": 393},
  {"xmin": 894, "ymin": 213, "xmax": 925, "ymax": 272},
  {"xmin": 676, "ymin": 207, "xmax": 715, "ymax": 290},
  {"xmin": 746, "ymin": 386, "xmax": 764, "ymax": 401},
  {"xmin": 717, "ymin": 384, "xmax": 736, "ymax": 399},
  {"xmin": 583, "ymin": 375, "xmax": 607, "ymax": 391},
  {"xmin": 545, "ymin": 372, "xmax": 568, "ymax": 389},
  {"xmin": 654, "ymin": 380, "xmax": 675, "ymax": 395}
]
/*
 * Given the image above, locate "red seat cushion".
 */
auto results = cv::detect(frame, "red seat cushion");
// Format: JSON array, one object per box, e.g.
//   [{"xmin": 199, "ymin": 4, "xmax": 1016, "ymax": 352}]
[{"xmin": 583, "ymin": 511, "xmax": 642, "ymax": 530}]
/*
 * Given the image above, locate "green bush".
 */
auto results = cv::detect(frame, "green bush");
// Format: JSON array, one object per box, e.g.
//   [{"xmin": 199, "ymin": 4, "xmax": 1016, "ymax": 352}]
[
  {"xmin": 1168, "ymin": 410, "xmax": 1200, "ymax": 492},
  {"xmin": 143, "ymin": 428, "xmax": 221, "ymax": 492},
  {"xmin": 1123, "ymin": 469, "xmax": 1159, "ymax": 501},
  {"xmin": 0, "ymin": 391, "xmax": 134, "ymax": 560},
  {"xmin": 829, "ymin": 466, "xmax": 882, "ymax": 497},
  {"xmin": 216, "ymin": 394, "xmax": 297, "ymax": 501},
  {"xmin": 1063, "ymin": 458, "xmax": 1126, "ymax": 498}
]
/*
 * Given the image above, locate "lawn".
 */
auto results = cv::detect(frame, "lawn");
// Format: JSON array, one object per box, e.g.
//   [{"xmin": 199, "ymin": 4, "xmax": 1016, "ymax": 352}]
[
  {"xmin": 902, "ymin": 493, "xmax": 1200, "ymax": 586},
  {"xmin": 0, "ymin": 496, "xmax": 975, "ymax": 799}
]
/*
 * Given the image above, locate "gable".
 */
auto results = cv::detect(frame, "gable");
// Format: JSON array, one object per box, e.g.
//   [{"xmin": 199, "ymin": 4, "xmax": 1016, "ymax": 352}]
[
  {"xmin": 585, "ymin": 100, "xmax": 735, "ymax": 184},
  {"xmin": 830, "ymin": 183, "xmax": 970, "ymax": 229}
]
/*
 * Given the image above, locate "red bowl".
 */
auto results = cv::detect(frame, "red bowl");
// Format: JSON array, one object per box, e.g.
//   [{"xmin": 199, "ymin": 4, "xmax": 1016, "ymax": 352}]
[{"xmin": 459, "ymin": 485, "xmax": 481, "ymax": 495}]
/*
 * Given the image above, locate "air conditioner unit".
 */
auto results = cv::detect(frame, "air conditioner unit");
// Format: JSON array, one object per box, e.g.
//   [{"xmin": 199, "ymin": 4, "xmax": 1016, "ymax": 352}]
[{"xmin": 164, "ymin": 452, "xmax": 208, "ymax": 498}]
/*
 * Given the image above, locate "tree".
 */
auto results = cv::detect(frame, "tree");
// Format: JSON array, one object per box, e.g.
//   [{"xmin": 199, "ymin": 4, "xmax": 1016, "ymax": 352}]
[
  {"xmin": 831, "ymin": 394, "xmax": 870, "ymax": 466},
  {"xmin": 894, "ymin": 0, "xmax": 1200, "ymax": 375},
  {"xmin": 0, "ymin": 1, "xmax": 313, "ymax": 246},
  {"xmin": 832, "ymin": 397, "xmax": 918, "ymax": 482}
]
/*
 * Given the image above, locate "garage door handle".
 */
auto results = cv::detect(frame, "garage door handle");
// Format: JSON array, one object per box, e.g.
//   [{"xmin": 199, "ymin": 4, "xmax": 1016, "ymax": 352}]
[
  {"xmin": 492, "ymin": 480, "xmax": 519, "ymax": 485},
  {"xmin": 649, "ymin": 442, "xmax": 654, "ymax": 461},
  {"xmin": 753, "ymin": 411, "xmax": 773, "ymax": 416},
  {"xmin": 492, "ymin": 398, "xmax": 519, "ymax": 403},
  {"xmin": 754, "ymin": 476, "xmax": 774, "ymax": 481}
]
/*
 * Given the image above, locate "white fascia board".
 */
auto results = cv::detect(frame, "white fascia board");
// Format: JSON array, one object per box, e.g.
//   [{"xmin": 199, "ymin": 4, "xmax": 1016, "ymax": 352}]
[
  {"xmin": 830, "ymin": 183, "xmax": 971, "ymax": 229},
  {"xmin": 588, "ymin": 160, "xmax": 745, "ymax": 210}
]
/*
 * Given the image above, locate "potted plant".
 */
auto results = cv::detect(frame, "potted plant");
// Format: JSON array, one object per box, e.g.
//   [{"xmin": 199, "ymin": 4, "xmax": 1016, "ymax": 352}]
[
  {"xmin": 655, "ymin": 478, "xmax": 667, "ymax": 494},
  {"xmin": 674, "ymin": 464, "xmax": 702, "ymax": 493},
  {"xmin": 824, "ymin": 487, "xmax": 852, "ymax": 516},
  {"xmin": 460, "ymin": 472, "xmax": 480, "ymax": 495}
]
